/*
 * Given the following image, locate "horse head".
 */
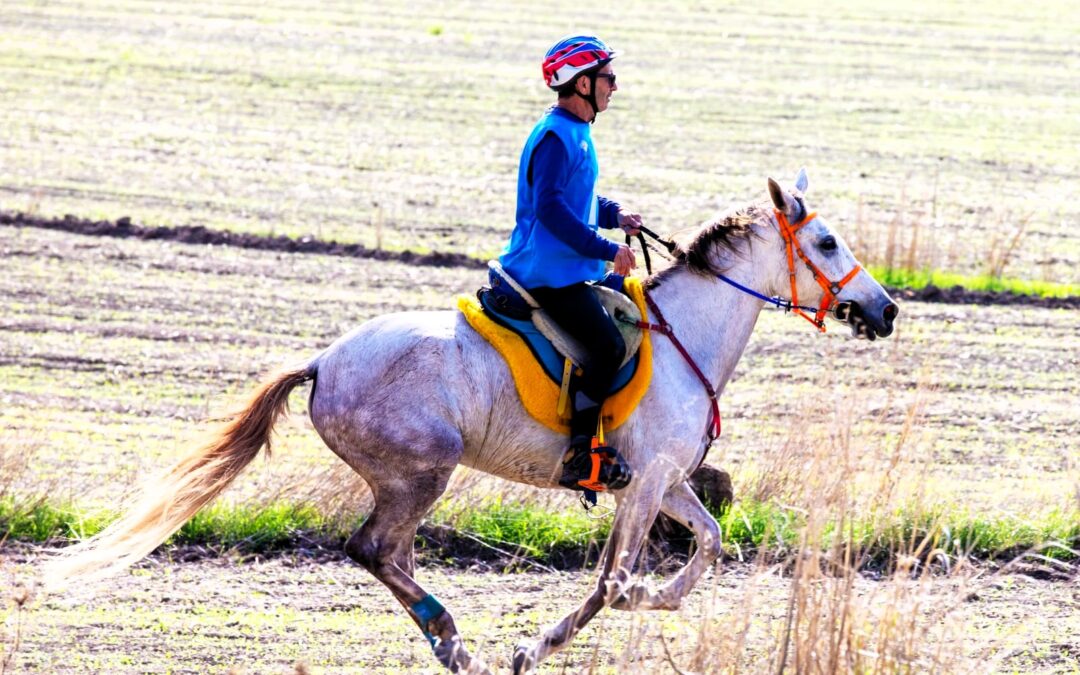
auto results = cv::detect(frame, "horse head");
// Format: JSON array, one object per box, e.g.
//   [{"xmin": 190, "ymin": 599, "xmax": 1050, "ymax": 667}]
[{"xmin": 765, "ymin": 169, "xmax": 899, "ymax": 340}]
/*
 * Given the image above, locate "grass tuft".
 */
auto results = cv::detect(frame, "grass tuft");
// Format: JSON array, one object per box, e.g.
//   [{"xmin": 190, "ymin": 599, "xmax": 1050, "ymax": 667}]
[
  {"xmin": 6, "ymin": 496, "xmax": 1074, "ymax": 568},
  {"xmin": 870, "ymin": 265, "xmax": 1080, "ymax": 299},
  {"xmin": 173, "ymin": 501, "xmax": 346, "ymax": 551},
  {"xmin": 431, "ymin": 499, "xmax": 609, "ymax": 559}
]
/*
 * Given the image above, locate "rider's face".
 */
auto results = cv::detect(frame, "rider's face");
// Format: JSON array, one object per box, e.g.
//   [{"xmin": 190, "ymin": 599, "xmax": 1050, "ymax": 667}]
[{"xmin": 594, "ymin": 64, "xmax": 617, "ymax": 112}]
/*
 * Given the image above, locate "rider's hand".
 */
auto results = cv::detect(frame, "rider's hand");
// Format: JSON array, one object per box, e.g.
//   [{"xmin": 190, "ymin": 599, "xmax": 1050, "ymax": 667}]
[
  {"xmin": 613, "ymin": 244, "xmax": 636, "ymax": 276},
  {"xmin": 618, "ymin": 210, "xmax": 643, "ymax": 236}
]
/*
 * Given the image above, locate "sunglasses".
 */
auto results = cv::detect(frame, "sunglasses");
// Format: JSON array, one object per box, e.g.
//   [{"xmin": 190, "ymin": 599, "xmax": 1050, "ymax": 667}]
[{"xmin": 595, "ymin": 73, "xmax": 616, "ymax": 86}]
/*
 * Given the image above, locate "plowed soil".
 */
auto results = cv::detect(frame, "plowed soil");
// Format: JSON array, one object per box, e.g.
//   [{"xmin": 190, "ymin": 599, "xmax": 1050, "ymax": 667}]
[
  {"xmin": 3, "ymin": 211, "xmax": 1077, "ymax": 309},
  {"xmin": 5, "ymin": 551, "xmax": 1078, "ymax": 674}
]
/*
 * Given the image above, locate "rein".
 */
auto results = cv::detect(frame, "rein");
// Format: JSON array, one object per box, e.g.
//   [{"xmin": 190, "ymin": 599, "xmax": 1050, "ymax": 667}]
[
  {"xmin": 621, "ymin": 208, "xmax": 863, "ymax": 455},
  {"xmin": 629, "ymin": 210, "xmax": 861, "ymax": 332},
  {"xmin": 634, "ymin": 292, "xmax": 722, "ymax": 444}
]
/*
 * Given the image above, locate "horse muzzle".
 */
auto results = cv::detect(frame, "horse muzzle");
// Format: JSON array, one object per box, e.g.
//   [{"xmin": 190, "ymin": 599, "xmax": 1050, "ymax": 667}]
[{"xmin": 835, "ymin": 300, "xmax": 898, "ymax": 341}]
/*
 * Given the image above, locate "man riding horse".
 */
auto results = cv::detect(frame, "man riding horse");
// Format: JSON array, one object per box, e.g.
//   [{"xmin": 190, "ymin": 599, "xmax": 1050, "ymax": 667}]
[
  {"xmin": 499, "ymin": 35, "xmax": 644, "ymax": 493},
  {"xmin": 44, "ymin": 32, "xmax": 901, "ymax": 675}
]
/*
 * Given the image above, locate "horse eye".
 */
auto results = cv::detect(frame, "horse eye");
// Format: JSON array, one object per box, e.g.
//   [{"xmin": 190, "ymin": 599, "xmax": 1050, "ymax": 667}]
[{"xmin": 820, "ymin": 236, "xmax": 838, "ymax": 252}]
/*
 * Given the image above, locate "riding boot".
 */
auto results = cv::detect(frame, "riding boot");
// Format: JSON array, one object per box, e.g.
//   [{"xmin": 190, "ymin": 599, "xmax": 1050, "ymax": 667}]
[{"xmin": 558, "ymin": 389, "xmax": 631, "ymax": 492}]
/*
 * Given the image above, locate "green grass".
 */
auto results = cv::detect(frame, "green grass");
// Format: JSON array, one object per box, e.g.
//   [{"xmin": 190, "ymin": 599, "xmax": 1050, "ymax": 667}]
[
  {"xmin": 0, "ymin": 498, "xmax": 114, "ymax": 543},
  {"xmin": 6, "ymin": 495, "xmax": 1074, "ymax": 567},
  {"xmin": 870, "ymin": 266, "xmax": 1080, "ymax": 299},
  {"xmin": 174, "ymin": 501, "xmax": 343, "ymax": 550},
  {"xmin": 878, "ymin": 505, "xmax": 1080, "ymax": 561},
  {"xmin": 433, "ymin": 501, "xmax": 609, "ymax": 559}
]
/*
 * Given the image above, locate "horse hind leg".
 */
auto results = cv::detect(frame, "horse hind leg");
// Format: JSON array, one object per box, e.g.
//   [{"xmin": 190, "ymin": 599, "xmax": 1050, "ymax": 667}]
[{"xmin": 344, "ymin": 460, "xmax": 485, "ymax": 673}]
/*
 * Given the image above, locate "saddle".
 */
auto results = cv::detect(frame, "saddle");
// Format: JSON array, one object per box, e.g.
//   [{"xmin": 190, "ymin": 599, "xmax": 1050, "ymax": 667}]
[
  {"xmin": 481, "ymin": 261, "xmax": 644, "ymax": 371},
  {"xmin": 458, "ymin": 263, "xmax": 653, "ymax": 435}
]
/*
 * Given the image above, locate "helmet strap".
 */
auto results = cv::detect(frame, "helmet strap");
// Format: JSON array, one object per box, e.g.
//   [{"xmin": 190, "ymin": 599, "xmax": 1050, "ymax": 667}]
[{"xmin": 573, "ymin": 71, "xmax": 600, "ymax": 123}]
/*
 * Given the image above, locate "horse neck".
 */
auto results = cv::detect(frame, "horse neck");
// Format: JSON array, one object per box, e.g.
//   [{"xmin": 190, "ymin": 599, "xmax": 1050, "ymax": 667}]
[{"xmin": 646, "ymin": 261, "xmax": 766, "ymax": 395}]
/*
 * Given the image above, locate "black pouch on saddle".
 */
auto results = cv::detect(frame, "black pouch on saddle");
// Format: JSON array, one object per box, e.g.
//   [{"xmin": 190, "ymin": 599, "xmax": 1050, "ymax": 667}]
[{"xmin": 476, "ymin": 267, "xmax": 533, "ymax": 321}]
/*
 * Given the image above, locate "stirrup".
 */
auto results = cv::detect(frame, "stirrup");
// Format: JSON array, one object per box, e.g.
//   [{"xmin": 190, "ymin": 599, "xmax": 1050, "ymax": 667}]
[{"xmin": 559, "ymin": 439, "xmax": 632, "ymax": 493}]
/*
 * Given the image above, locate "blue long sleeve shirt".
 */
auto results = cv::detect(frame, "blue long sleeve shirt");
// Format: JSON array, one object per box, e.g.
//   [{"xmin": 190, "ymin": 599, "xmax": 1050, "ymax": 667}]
[
  {"xmin": 530, "ymin": 131, "xmax": 622, "ymax": 261},
  {"xmin": 500, "ymin": 106, "xmax": 622, "ymax": 289}
]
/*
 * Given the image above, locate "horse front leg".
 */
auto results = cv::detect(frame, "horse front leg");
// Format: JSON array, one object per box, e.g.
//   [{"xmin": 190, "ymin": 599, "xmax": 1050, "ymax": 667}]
[
  {"xmin": 610, "ymin": 480, "xmax": 722, "ymax": 611},
  {"xmin": 511, "ymin": 481, "xmax": 665, "ymax": 673}
]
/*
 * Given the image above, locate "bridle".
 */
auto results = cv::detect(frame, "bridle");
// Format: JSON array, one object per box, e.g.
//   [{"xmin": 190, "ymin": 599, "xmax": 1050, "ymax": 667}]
[
  {"xmin": 775, "ymin": 209, "xmax": 862, "ymax": 332},
  {"xmin": 629, "ymin": 208, "xmax": 862, "ymax": 333}
]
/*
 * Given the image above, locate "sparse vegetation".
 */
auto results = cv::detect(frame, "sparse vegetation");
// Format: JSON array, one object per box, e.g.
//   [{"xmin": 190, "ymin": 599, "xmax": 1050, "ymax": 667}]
[{"xmin": 1, "ymin": 0, "xmax": 1078, "ymax": 671}]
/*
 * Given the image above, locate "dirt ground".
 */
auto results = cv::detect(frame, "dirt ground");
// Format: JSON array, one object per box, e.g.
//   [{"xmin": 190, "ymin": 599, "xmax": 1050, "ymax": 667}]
[
  {"xmin": 2, "ymin": 224, "xmax": 1077, "ymax": 512},
  {"xmin": 3, "ymin": 549, "xmax": 1077, "ymax": 674},
  {"xmin": 3, "ymin": 0, "xmax": 1079, "ymax": 282},
  {"xmin": 5, "ymin": 211, "xmax": 1076, "ymax": 310}
]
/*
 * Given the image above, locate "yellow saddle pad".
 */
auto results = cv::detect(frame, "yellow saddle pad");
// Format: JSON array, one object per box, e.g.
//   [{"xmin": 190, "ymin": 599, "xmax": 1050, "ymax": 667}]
[{"xmin": 457, "ymin": 276, "xmax": 653, "ymax": 434}]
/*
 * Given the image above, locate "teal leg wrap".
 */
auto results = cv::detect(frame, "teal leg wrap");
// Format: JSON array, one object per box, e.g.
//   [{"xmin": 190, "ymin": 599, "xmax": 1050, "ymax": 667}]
[{"xmin": 411, "ymin": 594, "xmax": 446, "ymax": 648}]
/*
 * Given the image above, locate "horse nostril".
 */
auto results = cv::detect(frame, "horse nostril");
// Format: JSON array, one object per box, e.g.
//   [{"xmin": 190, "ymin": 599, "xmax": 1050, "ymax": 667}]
[
  {"xmin": 883, "ymin": 303, "xmax": 899, "ymax": 324},
  {"xmin": 874, "ymin": 303, "xmax": 899, "ymax": 338}
]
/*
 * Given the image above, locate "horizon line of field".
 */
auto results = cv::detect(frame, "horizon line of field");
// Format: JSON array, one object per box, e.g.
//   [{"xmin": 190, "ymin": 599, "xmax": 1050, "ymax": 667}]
[{"xmin": 2, "ymin": 209, "xmax": 1077, "ymax": 310}]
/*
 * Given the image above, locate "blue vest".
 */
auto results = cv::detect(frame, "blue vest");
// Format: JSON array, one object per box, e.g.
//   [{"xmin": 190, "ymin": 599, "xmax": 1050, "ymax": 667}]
[{"xmin": 500, "ymin": 108, "xmax": 603, "ymax": 289}]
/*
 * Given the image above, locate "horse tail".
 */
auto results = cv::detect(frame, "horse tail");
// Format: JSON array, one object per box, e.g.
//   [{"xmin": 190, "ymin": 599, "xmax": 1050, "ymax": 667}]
[{"xmin": 43, "ymin": 362, "xmax": 318, "ymax": 590}]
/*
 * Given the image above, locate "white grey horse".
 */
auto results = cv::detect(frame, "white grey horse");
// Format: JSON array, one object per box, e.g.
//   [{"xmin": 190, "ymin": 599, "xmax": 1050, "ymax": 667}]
[{"xmin": 44, "ymin": 171, "xmax": 898, "ymax": 673}]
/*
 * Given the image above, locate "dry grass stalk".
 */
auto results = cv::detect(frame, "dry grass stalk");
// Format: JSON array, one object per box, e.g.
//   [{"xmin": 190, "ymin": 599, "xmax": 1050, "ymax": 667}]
[
  {"xmin": 853, "ymin": 194, "xmax": 866, "ymax": 257},
  {"xmin": 903, "ymin": 207, "xmax": 922, "ymax": 272},
  {"xmin": 884, "ymin": 181, "xmax": 905, "ymax": 271},
  {"xmin": 0, "ymin": 589, "xmax": 29, "ymax": 674},
  {"xmin": 679, "ymin": 382, "xmax": 972, "ymax": 673},
  {"xmin": 374, "ymin": 203, "xmax": 384, "ymax": 251},
  {"xmin": 986, "ymin": 210, "xmax": 1032, "ymax": 279},
  {"xmin": 852, "ymin": 178, "xmax": 1041, "ymax": 278},
  {"xmin": 0, "ymin": 563, "xmax": 34, "ymax": 675}
]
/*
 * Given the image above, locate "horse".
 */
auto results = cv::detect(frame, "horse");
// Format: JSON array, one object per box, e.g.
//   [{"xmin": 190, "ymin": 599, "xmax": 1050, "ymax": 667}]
[{"xmin": 43, "ymin": 170, "xmax": 898, "ymax": 673}]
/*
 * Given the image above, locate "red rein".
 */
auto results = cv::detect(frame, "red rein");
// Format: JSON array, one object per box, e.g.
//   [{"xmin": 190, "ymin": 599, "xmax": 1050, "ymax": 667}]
[{"xmin": 633, "ymin": 208, "xmax": 862, "ymax": 449}]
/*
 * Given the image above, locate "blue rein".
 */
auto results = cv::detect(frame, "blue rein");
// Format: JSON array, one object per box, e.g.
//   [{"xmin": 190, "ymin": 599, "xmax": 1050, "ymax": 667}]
[
  {"xmin": 632, "ymin": 224, "xmax": 826, "ymax": 317},
  {"xmin": 715, "ymin": 273, "xmax": 823, "ymax": 315}
]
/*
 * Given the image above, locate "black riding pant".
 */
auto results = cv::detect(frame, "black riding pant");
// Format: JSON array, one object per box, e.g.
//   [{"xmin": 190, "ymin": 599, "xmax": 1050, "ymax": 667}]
[{"xmin": 530, "ymin": 282, "xmax": 627, "ymax": 440}]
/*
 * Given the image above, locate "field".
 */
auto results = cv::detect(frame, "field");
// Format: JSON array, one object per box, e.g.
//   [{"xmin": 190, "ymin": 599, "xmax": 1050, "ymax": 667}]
[
  {"xmin": 2, "ymin": 0, "xmax": 1079, "ymax": 280},
  {"xmin": 6, "ymin": 552, "xmax": 1078, "ymax": 673},
  {"xmin": 1, "ymin": 0, "xmax": 1079, "ymax": 673}
]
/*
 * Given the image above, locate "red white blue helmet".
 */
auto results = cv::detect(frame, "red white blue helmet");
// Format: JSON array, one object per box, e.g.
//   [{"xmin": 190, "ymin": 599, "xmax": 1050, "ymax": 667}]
[{"xmin": 542, "ymin": 35, "xmax": 617, "ymax": 90}]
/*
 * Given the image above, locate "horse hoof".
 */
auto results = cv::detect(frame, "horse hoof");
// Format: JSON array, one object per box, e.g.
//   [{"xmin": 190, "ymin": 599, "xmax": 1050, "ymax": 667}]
[
  {"xmin": 512, "ymin": 642, "xmax": 534, "ymax": 674},
  {"xmin": 433, "ymin": 635, "xmax": 468, "ymax": 672},
  {"xmin": 463, "ymin": 656, "xmax": 493, "ymax": 675}
]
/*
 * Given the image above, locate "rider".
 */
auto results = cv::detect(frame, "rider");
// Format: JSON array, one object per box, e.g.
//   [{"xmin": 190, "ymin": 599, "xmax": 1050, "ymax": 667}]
[{"xmin": 499, "ymin": 35, "xmax": 642, "ymax": 492}]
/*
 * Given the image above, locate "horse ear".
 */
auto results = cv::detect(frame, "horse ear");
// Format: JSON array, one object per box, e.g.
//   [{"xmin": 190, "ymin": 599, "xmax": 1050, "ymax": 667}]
[
  {"xmin": 768, "ymin": 177, "xmax": 789, "ymax": 212},
  {"xmin": 795, "ymin": 167, "xmax": 809, "ymax": 194}
]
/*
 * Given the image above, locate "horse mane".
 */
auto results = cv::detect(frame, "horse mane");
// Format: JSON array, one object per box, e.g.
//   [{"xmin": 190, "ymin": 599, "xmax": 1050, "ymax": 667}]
[{"xmin": 645, "ymin": 201, "xmax": 770, "ymax": 289}]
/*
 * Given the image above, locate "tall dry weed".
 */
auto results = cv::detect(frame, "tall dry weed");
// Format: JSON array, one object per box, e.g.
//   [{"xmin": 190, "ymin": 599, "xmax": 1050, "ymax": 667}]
[
  {"xmin": 0, "ymin": 435, "xmax": 51, "ymax": 673},
  {"xmin": 849, "ymin": 179, "xmax": 1038, "ymax": 281},
  {"xmin": 0, "ymin": 434, "xmax": 38, "ymax": 502},
  {"xmin": 673, "ymin": 381, "xmax": 977, "ymax": 673},
  {"xmin": 985, "ymin": 210, "xmax": 1032, "ymax": 280},
  {"xmin": 0, "ymin": 581, "xmax": 31, "ymax": 675}
]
